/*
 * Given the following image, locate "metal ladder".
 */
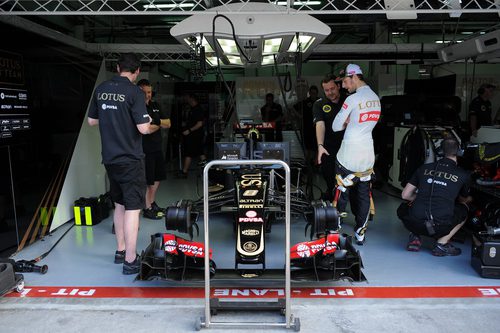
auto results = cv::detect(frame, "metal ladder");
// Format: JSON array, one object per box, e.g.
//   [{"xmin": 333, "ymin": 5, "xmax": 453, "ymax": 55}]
[{"xmin": 196, "ymin": 159, "xmax": 300, "ymax": 331}]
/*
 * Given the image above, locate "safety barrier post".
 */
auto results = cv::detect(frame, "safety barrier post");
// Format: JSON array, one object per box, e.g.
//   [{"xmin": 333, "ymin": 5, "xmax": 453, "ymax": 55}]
[{"xmin": 196, "ymin": 159, "xmax": 299, "ymax": 331}]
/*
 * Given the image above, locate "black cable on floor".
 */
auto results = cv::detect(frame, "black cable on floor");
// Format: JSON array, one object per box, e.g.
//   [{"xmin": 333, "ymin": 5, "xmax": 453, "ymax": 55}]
[{"xmin": 25, "ymin": 220, "xmax": 75, "ymax": 263}]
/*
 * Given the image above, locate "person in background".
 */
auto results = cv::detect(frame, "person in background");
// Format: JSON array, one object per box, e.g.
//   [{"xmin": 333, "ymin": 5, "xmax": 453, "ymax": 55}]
[
  {"xmin": 294, "ymin": 85, "xmax": 320, "ymax": 161},
  {"xmin": 260, "ymin": 93, "xmax": 283, "ymax": 142},
  {"xmin": 178, "ymin": 93, "xmax": 207, "ymax": 178},
  {"xmin": 398, "ymin": 135, "xmax": 471, "ymax": 256},
  {"xmin": 137, "ymin": 79, "xmax": 171, "ymax": 220},
  {"xmin": 332, "ymin": 64, "xmax": 380, "ymax": 245},
  {"xmin": 469, "ymin": 83, "xmax": 496, "ymax": 137},
  {"xmin": 314, "ymin": 76, "xmax": 345, "ymax": 201},
  {"xmin": 88, "ymin": 53, "xmax": 156, "ymax": 275}
]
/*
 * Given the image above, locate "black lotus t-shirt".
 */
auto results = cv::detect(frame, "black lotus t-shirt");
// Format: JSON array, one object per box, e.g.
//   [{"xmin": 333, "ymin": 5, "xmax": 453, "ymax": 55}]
[
  {"xmin": 142, "ymin": 101, "xmax": 167, "ymax": 153},
  {"xmin": 294, "ymin": 96, "xmax": 318, "ymax": 149},
  {"xmin": 260, "ymin": 102, "xmax": 283, "ymax": 122},
  {"xmin": 469, "ymin": 96, "xmax": 492, "ymax": 128},
  {"xmin": 185, "ymin": 104, "xmax": 205, "ymax": 141},
  {"xmin": 313, "ymin": 97, "xmax": 345, "ymax": 155},
  {"xmin": 88, "ymin": 75, "xmax": 149, "ymax": 164},
  {"xmin": 408, "ymin": 158, "xmax": 470, "ymax": 224}
]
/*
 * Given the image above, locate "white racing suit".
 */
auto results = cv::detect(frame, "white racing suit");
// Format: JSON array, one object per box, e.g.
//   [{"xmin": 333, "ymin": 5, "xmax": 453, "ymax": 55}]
[{"xmin": 332, "ymin": 85, "xmax": 380, "ymax": 237}]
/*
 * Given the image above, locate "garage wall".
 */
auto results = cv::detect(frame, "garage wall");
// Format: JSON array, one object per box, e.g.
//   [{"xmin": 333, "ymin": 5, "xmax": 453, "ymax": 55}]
[{"xmin": 50, "ymin": 61, "xmax": 109, "ymax": 231}]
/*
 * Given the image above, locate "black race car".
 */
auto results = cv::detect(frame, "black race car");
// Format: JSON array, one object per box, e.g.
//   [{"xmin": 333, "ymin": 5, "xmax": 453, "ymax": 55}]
[{"xmin": 139, "ymin": 125, "xmax": 365, "ymax": 283}]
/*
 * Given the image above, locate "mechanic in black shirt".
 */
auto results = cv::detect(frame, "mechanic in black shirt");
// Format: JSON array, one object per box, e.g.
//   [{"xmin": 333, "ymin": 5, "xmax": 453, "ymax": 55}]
[
  {"xmin": 294, "ymin": 85, "xmax": 319, "ymax": 160},
  {"xmin": 397, "ymin": 135, "xmax": 472, "ymax": 256},
  {"xmin": 313, "ymin": 74, "xmax": 345, "ymax": 201},
  {"xmin": 137, "ymin": 79, "xmax": 171, "ymax": 220},
  {"xmin": 88, "ymin": 53, "xmax": 155, "ymax": 275},
  {"xmin": 260, "ymin": 93, "xmax": 283, "ymax": 142},
  {"xmin": 469, "ymin": 83, "xmax": 496, "ymax": 137},
  {"xmin": 179, "ymin": 93, "xmax": 207, "ymax": 178}
]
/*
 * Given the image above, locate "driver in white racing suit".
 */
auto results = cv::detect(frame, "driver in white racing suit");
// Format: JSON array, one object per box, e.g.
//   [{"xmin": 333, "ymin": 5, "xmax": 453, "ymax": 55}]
[{"xmin": 332, "ymin": 64, "xmax": 380, "ymax": 245}]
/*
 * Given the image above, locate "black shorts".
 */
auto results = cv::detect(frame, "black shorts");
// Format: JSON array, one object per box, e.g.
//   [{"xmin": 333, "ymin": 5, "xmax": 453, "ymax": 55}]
[
  {"xmin": 145, "ymin": 151, "xmax": 166, "ymax": 185},
  {"xmin": 105, "ymin": 160, "xmax": 146, "ymax": 210},
  {"xmin": 183, "ymin": 133, "xmax": 204, "ymax": 157},
  {"xmin": 397, "ymin": 202, "xmax": 468, "ymax": 238}
]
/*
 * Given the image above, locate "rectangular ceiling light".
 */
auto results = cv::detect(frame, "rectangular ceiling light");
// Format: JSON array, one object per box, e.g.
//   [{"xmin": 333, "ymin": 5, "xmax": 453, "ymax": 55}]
[
  {"xmin": 217, "ymin": 39, "xmax": 238, "ymax": 54},
  {"xmin": 288, "ymin": 35, "xmax": 316, "ymax": 52},
  {"xmin": 144, "ymin": 3, "xmax": 195, "ymax": 9},
  {"xmin": 183, "ymin": 37, "xmax": 214, "ymax": 53},
  {"xmin": 276, "ymin": 1, "xmax": 322, "ymax": 5},
  {"xmin": 226, "ymin": 55, "xmax": 243, "ymax": 65},
  {"xmin": 205, "ymin": 56, "xmax": 219, "ymax": 66},
  {"xmin": 263, "ymin": 38, "xmax": 283, "ymax": 54},
  {"xmin": 261, "ymin": 55, "xmax": 275, "ymax": 65},
  {"xmin": 200, "ymin": 37, "xmax": 214, "ymax": 52},
  {"xmin": 435, "ymin": 40, "xmax": 463, "ymax": 44}
]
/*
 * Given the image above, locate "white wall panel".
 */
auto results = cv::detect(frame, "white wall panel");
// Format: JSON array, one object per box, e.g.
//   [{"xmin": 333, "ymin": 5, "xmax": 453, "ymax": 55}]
[{"xmin": 50, "ymin": 61, "xmax": 109, "ymax": 230}]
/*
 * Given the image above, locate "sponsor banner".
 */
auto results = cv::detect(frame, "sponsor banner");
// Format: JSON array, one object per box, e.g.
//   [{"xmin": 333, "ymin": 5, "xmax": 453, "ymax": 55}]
[
  {"xmin": 239, "ymin": 198, "xmax": 264, "ymax": 204},
  {"xmin": 238, "ymin": 217, "xmax": 264, "ymax": 223},
  {"xmin": 242, "ymin": 189, "xmax": 260, "ymax": 197},
  {"xmin": 239, "ymin": 173, "xmax": 263, "ymax": 187},
  {"xmin": 1, "ymin": 87, "xmax": 30, "ymax": 139},
  {"xmin": 8, "ymin": 286, "xmax": 500, "ymax": 299},
  {"xmin": 291, "ymin": 234, "xmax": 339, "ymax": 259},
  {"xmin": 177, "ymin": 238, "xmax": 212, "ymax": 259},
  {"xmin": 162, "ymin": 233, "xmax": 212, "ymax": 259},
  {"xmin": 238, "ymin": 209, "xmax": 264, "ymax": 222},
  {"xmin": 358, "ymin": 111, "xmax": 381, "ymax": 123},
  {"xmin": 238, "ymin": 195, "xmax": 264, "ymax": 208},
  {"xmin": 242, "ymin": 241, "xmax": 258, "ymax": 252},
  {"xmin": 0, "ymin": 88, "xmax": 29, "ymax": 113},
  {"xmin": 239, "ymin": 204, "xmax": 264, "ymax": 209},
  {"xmin": 163, "ymin": 234, "xmax": 178, "ymax": 255},
  {"xmin": 241, "ymin": 229, "xmax": 260, "ymax": 236},
  {"xmin": 221, "ymin": 153, "xmax": 239, "ymax": 160},
  {"xmin": 0, "ymin": 50, "xmax": 24, "ymax": 85}
]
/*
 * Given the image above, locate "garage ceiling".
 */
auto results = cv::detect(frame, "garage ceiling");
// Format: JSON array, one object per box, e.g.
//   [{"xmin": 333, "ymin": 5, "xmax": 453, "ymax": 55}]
[{"xmin": 1, "ymin": 0, "xmax": 499, "ymax": 67}]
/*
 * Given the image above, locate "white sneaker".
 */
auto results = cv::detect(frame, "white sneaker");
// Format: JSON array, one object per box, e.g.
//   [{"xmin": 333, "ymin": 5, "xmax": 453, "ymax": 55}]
[{"xmin": 354, "ymin": 231, "xmax": 365, "ymax": 245}]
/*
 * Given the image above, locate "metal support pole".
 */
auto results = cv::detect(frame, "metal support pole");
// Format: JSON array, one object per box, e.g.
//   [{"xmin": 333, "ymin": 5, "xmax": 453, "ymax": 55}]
[
  {"xmin": 199, "ymin": 159, "xmax": 298, "ymax": 331},
  {"xmin": 7, "ymin": 146, "xmax": 20, "ymax": 246}
]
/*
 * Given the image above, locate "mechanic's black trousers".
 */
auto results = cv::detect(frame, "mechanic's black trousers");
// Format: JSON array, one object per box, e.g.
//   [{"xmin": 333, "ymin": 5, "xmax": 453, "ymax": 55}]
[
  {"xmin": 321, "ymin": 153, "xmax": 336, "ymax": 200},
  {"xmin": 334, "ymin": 161, "xmax": 372, "ymax": 235}
]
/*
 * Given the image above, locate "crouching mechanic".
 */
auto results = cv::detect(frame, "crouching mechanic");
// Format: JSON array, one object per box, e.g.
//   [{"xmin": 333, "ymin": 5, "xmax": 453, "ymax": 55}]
[
  {"xmin": 88, "ymin": 53, "xmax": 157, "ymax": 275},
  {"xmin": 397, "ymin": 136, "xmax": 472, "ymax": 256},
  {"xmin": 332, "ymin": 64, "xmax": 380, "ymax": 245},
  {"xmin": 137, "ymin": 79, "xmax": 171, "ymax": 220}
]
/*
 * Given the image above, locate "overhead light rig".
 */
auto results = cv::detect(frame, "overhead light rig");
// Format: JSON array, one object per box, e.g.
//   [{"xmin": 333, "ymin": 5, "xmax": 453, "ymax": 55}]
[
  {"xmin": 170, "ymin": 3, "xmax": 331, "ymax": 67},
  {"xmin": 0, "ymin": 0, "xmax": 498, "ymax": 17}
]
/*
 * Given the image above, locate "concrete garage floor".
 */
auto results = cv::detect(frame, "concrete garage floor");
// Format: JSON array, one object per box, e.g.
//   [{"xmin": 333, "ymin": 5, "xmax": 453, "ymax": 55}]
[
  {"xmin": 1, "ymin": 169, "xmax": 500, "ymax": 332},
  {"xmin": 1, "ymin": 298, "xmax": 500, "ymax": 333}
]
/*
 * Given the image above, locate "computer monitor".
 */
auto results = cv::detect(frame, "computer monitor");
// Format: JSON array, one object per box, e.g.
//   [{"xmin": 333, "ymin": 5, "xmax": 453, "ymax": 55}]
[
  {"xmin": 214, "ymin": 142, "xmax": 247, "ymax": 160},
  {"xmin": 254, "ymin": 142, "xmax": 290, "ymax": 166},
  {"xmin": 380, "ymin": 95, "xmax": 419, "ymax": 126},
  {"xmin": 404, "ymin": 74, "xmax": 456, "ymax": 96}
]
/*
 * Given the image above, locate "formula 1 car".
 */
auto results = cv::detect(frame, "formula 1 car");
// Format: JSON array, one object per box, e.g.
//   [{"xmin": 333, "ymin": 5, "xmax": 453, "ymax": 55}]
[{"xmin": 139, "ymin": 124, "xmax": 365, "ymax": 283}]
